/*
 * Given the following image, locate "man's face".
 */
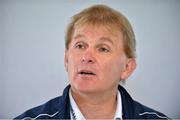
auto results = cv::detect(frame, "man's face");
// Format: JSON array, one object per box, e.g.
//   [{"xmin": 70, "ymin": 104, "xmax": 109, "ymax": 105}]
[{"xmin": 65, "ymin": 24, "xmax": 133, "ymax": 94}]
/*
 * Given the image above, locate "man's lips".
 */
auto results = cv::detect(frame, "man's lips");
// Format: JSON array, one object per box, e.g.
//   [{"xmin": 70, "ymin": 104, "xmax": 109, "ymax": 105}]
[{"xmin": 78, "ymin": 70, "xmax": 96, "ymax": 76}]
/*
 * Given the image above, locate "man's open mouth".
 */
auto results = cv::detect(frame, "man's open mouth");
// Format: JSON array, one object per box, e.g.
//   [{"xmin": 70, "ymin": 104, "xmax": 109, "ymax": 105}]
[{"xmin": 78, "ymin": 70, "xmax": 96, "ymax": 75}]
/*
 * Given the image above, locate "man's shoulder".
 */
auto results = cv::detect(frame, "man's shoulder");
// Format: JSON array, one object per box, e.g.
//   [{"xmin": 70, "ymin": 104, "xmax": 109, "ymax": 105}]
[
  {"xmin": 133, "ymin": 100, "xmax": 169, "ymax": 119},
  {"xmin": 14, "ymin": 96, "xmax": 63, "ymax": 119},
  {"xmin": 14, "ymin": 85, "xmax": 71, "ymax": 119},
  {"xmin": 118, "ymin": 85, "xmax": 169, "ymax": 119}
]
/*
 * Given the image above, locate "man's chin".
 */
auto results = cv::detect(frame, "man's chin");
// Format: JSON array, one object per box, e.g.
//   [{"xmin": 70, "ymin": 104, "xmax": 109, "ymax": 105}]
[{"xmin": 71, "ymin": 83, "xmax": 98, "ymax": 94}]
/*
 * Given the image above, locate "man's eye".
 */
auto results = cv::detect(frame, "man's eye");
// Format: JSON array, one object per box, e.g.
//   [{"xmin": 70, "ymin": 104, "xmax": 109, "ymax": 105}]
[
  {"xmin": 75, "ymin": 44, "xmax": 85, "ymax": 49},
  {"xmin": 99, "ymin": 47, "xmax": 109, "ymax": 53}
]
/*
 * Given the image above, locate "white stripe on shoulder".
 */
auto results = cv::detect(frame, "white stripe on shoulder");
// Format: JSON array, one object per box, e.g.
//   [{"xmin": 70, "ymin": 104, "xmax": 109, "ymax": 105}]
[
  {"xmin": 139, "ymin": 111, "xmax": 168, "ymax": 119},
  {"xmin": 22, "ymin": 111, "xmax": 59, "ymax": 120}
]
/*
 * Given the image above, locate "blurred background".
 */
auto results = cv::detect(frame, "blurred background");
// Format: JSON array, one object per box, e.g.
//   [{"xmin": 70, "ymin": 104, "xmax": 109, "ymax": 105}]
[{"xmin": 1, "ymin": 0, "xmax": 180, "ymax": 118}]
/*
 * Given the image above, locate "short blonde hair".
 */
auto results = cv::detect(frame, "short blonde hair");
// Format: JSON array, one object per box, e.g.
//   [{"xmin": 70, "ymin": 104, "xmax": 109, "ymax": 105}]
[{"xmin": 65, "ymin": 4, "xmax": 136, "ymax": 58}]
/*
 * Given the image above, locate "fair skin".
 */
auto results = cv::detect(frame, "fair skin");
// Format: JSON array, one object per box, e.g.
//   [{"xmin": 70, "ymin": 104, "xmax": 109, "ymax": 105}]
[{"xmin": 65, "ymin": 24, "xmax": 136, "ymax": 119}]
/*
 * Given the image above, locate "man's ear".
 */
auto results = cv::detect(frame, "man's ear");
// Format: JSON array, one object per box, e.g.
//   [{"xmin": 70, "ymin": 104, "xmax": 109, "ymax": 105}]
[
  {"xmin": 120, "ymin": 58, "xmax": 136, "ymax": 80},
  {"xmin": 64, "ymin": 50, "xmax": 68, "ymax": 72}
]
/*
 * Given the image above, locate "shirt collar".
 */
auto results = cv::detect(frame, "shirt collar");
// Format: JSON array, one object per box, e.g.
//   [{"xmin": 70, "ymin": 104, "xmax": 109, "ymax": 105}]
[
  {"xmin": 114, "ymin": 90, "xmax": 123, "ymax": 119},
  {"xmin": 69, "ymin": 89, "xmax": 122, "ymax": 120},
  {"xmin": 69, "ymin": 89, "xmax": 85, "ymax": 120}
]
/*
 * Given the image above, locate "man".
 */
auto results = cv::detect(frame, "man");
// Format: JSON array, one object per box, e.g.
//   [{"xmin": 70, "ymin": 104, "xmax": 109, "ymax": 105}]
[{"xmin": 15, "ymin": 4, "xmax": 168, "ymax": 119}]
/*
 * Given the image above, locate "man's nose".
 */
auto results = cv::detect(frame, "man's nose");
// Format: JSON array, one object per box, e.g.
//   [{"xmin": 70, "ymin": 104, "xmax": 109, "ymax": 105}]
[{"xmin": 81, "ymin": 49, "xmax": 96, "ymax": 64}]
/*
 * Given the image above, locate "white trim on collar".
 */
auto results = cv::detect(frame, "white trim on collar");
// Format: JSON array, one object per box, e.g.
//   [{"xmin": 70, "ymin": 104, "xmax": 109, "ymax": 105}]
[
  {"xmin": 69, "ymin": 89, "xmax": 122, "ymax": 120},
  {"xmin": 69, "ymin": 90, "xmax": 85, "ymax": 120},
  {"xmin": 114, "ymin": 90, "xmax": 123, "ymax": 119}
]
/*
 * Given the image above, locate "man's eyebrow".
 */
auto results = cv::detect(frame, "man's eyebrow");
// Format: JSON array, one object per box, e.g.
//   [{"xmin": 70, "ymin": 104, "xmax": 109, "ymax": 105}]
[{"xmin": 99, "ymin": 37, "xmax": 114, "ymax": 45}]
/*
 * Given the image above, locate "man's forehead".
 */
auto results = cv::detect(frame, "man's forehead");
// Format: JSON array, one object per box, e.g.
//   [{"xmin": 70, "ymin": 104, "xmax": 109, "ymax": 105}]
[
  {"xmin": 73, "ymin": 33, "xmax": 115, "ymax": 45},
  {"xmin": 73, "ymin": 24, "xmax": 122, "ymax": 41},
  {"xmin": 74, "ymin": 23, "xmax": 121, "ymax": 35}
]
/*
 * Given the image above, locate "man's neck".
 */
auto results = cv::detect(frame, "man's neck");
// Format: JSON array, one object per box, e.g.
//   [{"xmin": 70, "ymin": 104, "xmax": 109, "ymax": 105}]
[{"xmin": 71, "ymin": 88, "xmax": 118, "ymax": 119}]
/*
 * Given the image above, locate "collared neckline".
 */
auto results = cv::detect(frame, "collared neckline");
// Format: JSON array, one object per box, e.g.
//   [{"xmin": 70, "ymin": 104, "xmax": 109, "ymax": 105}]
[
  {"xmin": 114, "ymin": 89, "xmax": 123, "ymax": 119},
  {"xmin": 69, "ymin": 89, "xmax": 122, "ymax": 119},
  {"xmin": 69, "ymin": 89, "xmax": 85, "ymax": 120}
]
